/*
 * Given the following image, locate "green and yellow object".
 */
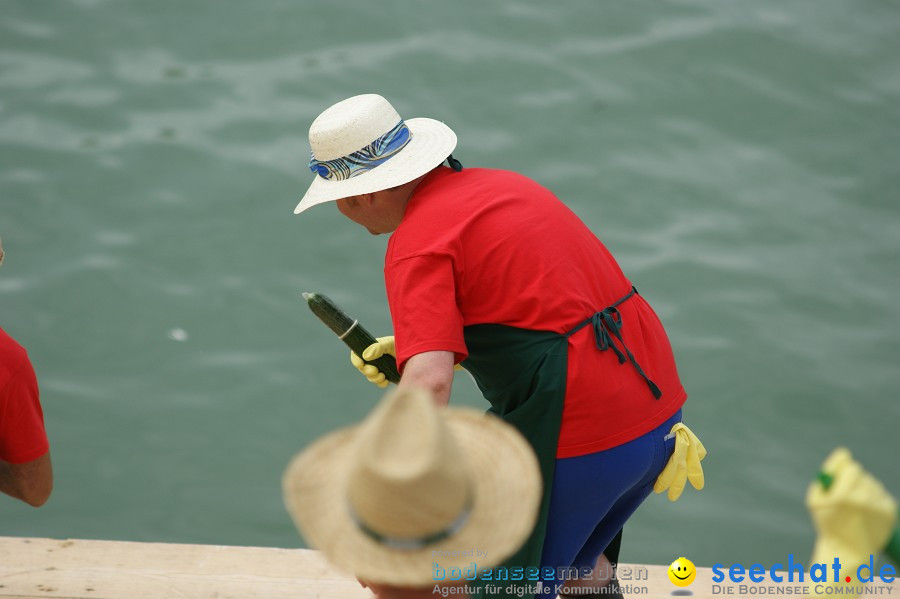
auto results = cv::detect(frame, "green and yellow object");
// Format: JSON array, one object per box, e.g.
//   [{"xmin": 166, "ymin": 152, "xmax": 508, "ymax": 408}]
[
  {"xmin": 303, "ymin": 292, "xmax": 401, "ymax": 385},
  {"xmin": 351, "ymin": 336, "xmax": 398, "ymax": 388},
  {"xmin": 807, "ymin": 447, "xmax": 899, "ymax": 568}
]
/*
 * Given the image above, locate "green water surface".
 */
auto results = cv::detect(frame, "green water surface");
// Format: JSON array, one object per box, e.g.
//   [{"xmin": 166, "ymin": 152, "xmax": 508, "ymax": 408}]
[{"xmin": 1, "ymin": 0, "xmax": 899, "ymax": 569}]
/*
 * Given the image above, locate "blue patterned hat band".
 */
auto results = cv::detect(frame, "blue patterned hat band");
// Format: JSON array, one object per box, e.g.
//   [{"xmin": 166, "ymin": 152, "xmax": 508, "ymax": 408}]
[{"xmin": 309, "ymin": 121, "xmax": 411, "ymax": 181}]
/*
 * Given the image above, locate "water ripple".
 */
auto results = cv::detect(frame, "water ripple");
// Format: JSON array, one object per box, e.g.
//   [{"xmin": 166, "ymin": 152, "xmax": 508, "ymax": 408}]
[{"xmin": 0, "ymin": 53, "xmax": 94, "ymax": 88}]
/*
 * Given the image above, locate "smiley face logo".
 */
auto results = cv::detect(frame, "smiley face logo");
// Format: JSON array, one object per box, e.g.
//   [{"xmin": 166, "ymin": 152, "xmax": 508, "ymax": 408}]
[{"xmin": 668, "ymin": 557, "xmax": 696, "ymax": 587}]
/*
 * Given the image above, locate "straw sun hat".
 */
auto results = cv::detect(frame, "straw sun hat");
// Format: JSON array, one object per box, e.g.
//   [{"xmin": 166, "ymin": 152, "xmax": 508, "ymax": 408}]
[
  {"xmin": 294, "ymin": 94, "xmax": 457, "ymax": 214},
  {"xmin": 282, "ymin": 387, "xmax": 541, "ymax": 587}
]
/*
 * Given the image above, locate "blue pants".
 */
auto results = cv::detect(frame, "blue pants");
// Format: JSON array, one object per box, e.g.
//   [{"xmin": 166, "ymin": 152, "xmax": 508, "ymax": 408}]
[{"xmin": 540, "ymin": 409, "xmax": 683, "ymax": 583}]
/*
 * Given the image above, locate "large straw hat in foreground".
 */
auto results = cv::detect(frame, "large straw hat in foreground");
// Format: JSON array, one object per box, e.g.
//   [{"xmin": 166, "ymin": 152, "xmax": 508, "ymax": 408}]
[
  {"xmin": 282, "ymin": 387, "xmax": 541, "ymax": 587},
  {"xmin": 295, "ymin": 94, "xmax": 457, "ymax": 214}
]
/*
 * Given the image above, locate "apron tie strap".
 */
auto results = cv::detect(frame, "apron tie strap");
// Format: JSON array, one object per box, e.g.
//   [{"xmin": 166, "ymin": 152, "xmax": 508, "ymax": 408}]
[{"xmin": 566, "ymin": 287, "xmax": 663, "ymax": 400}]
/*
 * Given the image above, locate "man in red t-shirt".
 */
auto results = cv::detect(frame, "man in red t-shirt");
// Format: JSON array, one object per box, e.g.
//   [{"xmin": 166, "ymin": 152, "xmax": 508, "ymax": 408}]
[
  {"xmin": 295, "ymin": 95, "xmax": 705, "ymax": 599},
  {"xmin": 0, "ymin": 236, "xmax": 53, "ymax": 507}
]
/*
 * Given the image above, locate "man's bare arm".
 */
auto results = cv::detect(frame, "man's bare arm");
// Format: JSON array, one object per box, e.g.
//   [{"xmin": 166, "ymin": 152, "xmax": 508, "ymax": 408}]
[
  {"xmin": 398, "ymin": 351, "xmax": 455, "ymax": 406},
  {"xmin": 0, "ymin": 451, "xmax": 53, "ymax": 507}
]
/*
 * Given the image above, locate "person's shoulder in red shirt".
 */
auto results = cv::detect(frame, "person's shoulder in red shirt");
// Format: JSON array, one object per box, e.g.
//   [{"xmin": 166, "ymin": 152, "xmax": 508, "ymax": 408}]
[
  {"xmin": 385, "ymin": 166, "xmax": 637, "ymax": 361},
  {"xmin": 0, "ymin": 326, "xmax": 53, "ymax": 506}
]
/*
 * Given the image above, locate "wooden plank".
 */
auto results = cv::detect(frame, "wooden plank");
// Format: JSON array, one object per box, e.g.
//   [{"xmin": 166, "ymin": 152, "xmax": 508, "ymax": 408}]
[
  {"xmin": 0, "ymin": 537, "xmax": 368, "ymax": 599},
  {"xmin": 1, "ymin": 537, "xmax": 898, "ymax": 598}
]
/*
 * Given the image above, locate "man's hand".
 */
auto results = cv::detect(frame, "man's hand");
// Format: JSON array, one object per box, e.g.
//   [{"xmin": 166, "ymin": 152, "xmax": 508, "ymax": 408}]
[
  {"xmin": 653, "ymin": 423, "xmax": 706, "ymax": 501},
  {"xmin": 350, "ymin": 336, "xmax": 396, "ymax": 389},
  {"xmin": 350, "ymin": 336, "xmax": 465, "ymax": 390}
]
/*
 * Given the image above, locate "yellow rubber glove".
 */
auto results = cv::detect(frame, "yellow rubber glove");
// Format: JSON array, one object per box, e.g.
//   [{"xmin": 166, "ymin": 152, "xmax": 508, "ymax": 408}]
[
  {"xmin": 807, "ymin": 448, "xmax": 897, "ymax": 579},
  {"xmin": 350, "ymin": 336, "xmax": 396, "ymax": 389},
  {"xmin": 653, "ymin": 423, "xmax": 707, "ymax": 502},
  {"xmin": 350, "ymin": 336, "xmax": 467, "ymax": 389}
]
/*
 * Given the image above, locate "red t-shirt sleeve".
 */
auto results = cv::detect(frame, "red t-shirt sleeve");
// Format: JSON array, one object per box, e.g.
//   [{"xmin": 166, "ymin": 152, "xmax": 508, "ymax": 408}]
[
  {"xmin": 0, "ymin": 357, "xmax": 49, "ymax": 464},
  {"xmin": 384, "ymin": 253, "xmax": 468, "ymax": 371}
]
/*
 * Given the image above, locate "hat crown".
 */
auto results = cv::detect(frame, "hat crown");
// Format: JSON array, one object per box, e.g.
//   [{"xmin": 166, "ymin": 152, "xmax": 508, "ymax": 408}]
[
  {"xmin": 346, "ymin": 388, "xmax": 470, "ymax": 540},
  {"xmin": 309, "ymin": 94, "xmax": 403, "ymax": 162},
  {"xmin": 295, "ymin": 94, "xmax": 458, "ymax": 214}
]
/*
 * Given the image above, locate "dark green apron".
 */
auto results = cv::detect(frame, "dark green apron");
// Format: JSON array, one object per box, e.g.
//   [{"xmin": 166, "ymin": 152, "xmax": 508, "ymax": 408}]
[{"xmin": 461, "ymin": 287, "xmax": 660, "ymax": 598}]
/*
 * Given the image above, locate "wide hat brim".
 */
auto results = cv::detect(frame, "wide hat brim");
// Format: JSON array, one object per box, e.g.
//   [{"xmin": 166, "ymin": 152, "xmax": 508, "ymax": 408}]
[
  {"xmin": 282, "ymin": 407, "xmax": 541, "ymax": 587},
  {"xmin": 294, "ymin": 117, "xmax": 457, "ymax": 214}
]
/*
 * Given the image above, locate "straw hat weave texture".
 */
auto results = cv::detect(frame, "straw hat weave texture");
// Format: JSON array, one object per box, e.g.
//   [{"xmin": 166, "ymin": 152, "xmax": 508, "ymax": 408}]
[{"xmin": 282, "ymin": 387, "xmax": 541, "ymax": 586}]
